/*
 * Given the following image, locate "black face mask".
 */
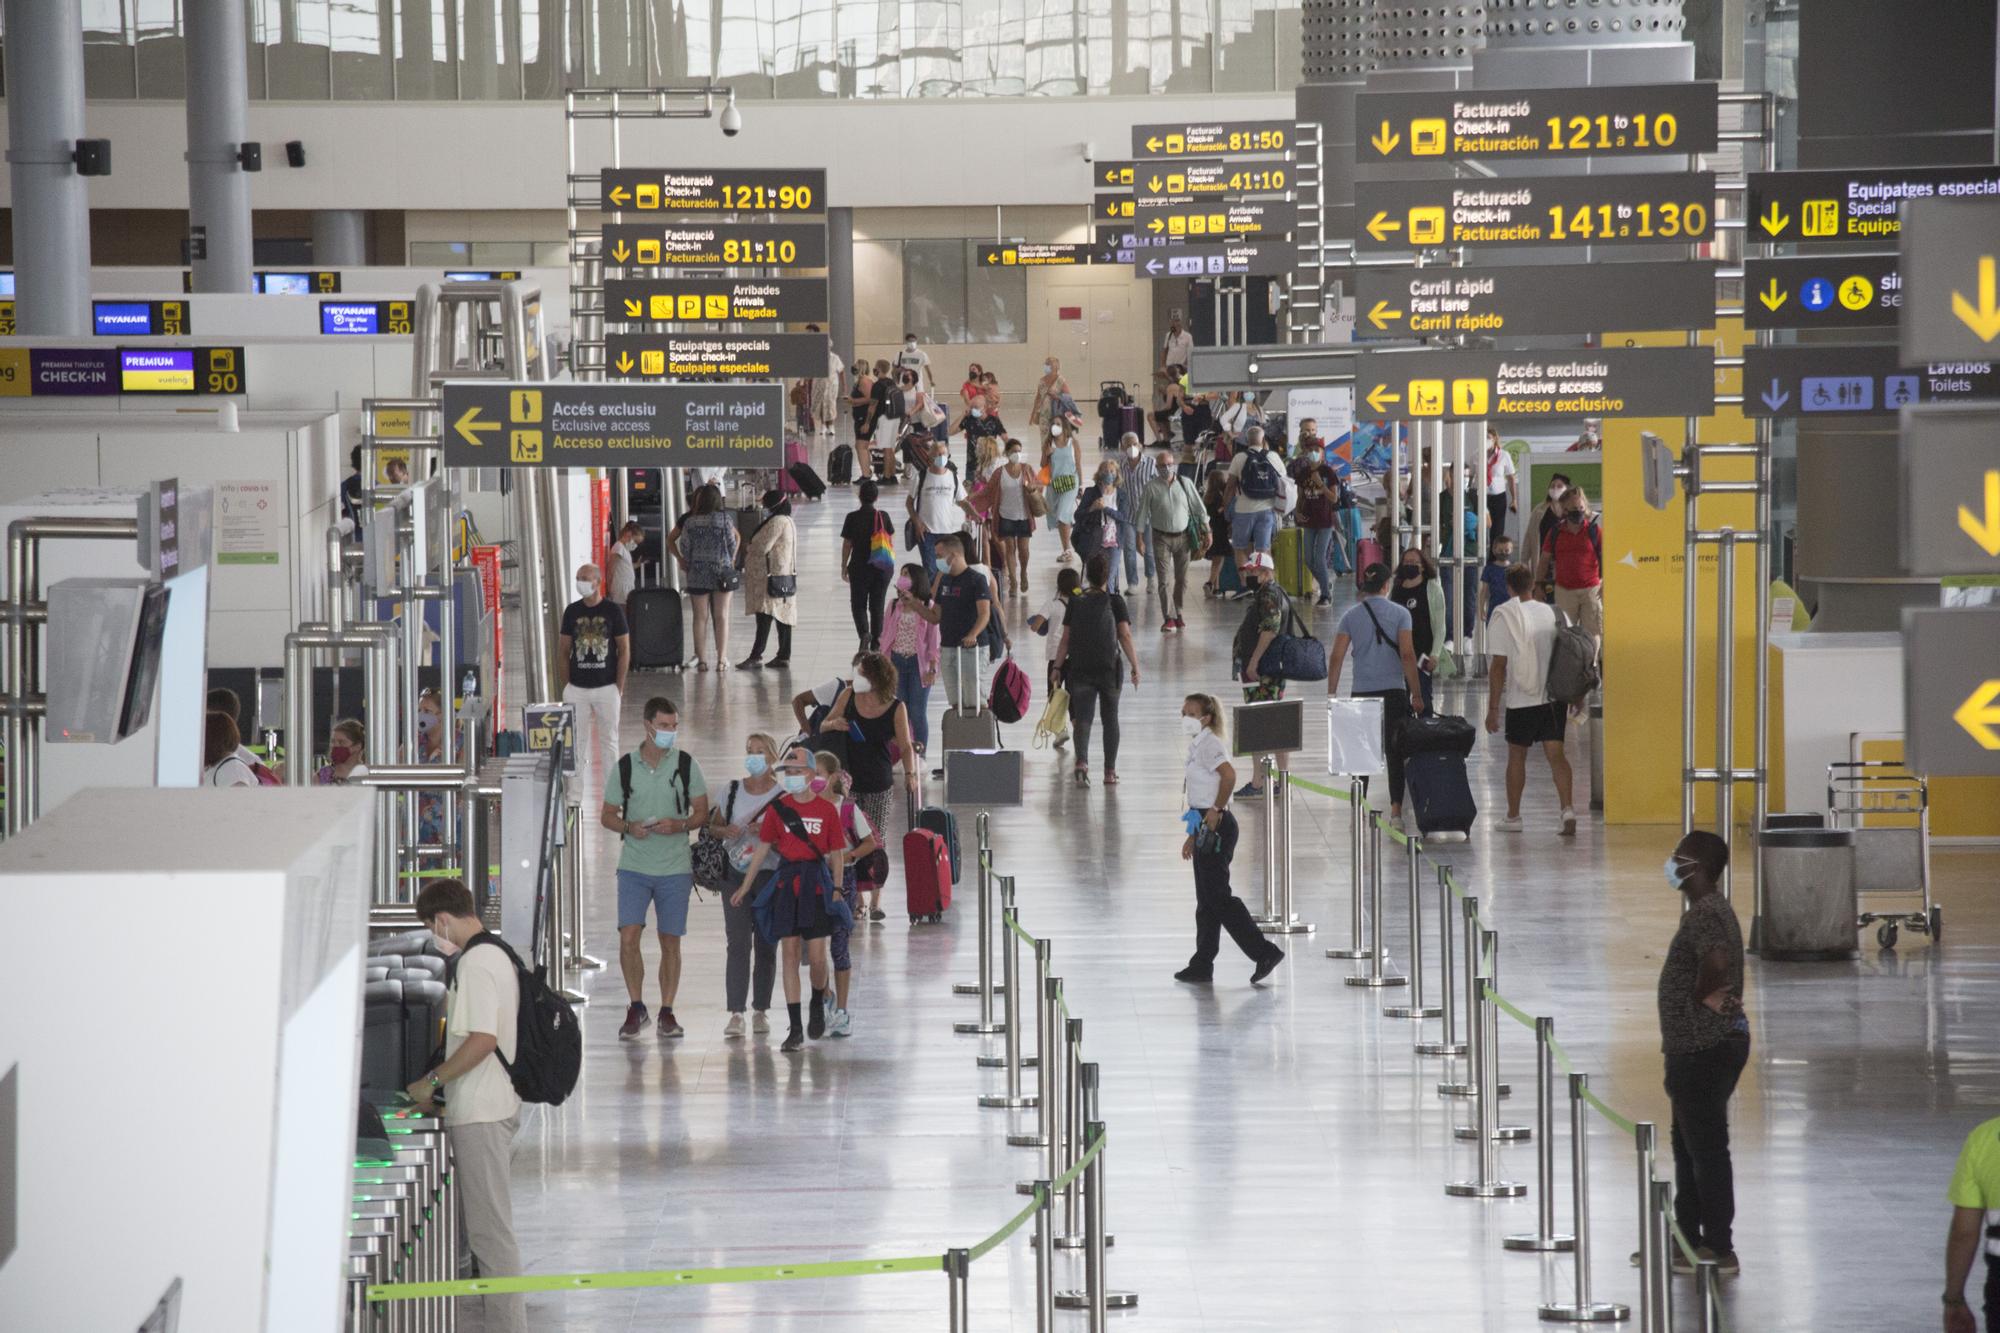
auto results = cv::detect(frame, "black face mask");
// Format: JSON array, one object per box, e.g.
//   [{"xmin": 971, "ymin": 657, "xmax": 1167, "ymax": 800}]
[{"xmin": 1400, "ymin": 566, "xmax": 1422, "ymax": 580}]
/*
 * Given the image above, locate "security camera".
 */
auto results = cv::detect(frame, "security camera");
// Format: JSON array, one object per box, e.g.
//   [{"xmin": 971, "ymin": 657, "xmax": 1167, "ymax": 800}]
[{"xmin": 719, "ymin": 91, "xmax": 742, "ymax": 137}]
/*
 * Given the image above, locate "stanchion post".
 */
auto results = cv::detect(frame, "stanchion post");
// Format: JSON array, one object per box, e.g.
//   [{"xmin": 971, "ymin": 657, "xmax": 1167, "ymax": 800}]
[
  {"xmin": 1055, "ymin": 1065, "xmax": 1136, "ymax": 1312},
  {"xmin": 1635, "ymin": 1121, "xmax": 1660, "ymax": 1330},
  {"xmin": 1696, "ymin": 1256, "xmax": 1720, "ymax": 1333},
  {"xmin": 1538, "ymin": 1073, "xmax": 1630, "ymax": 1323},
  {"xmin": 1253, "ymin": 757, "xmax": 1280, "ymax": 924},
  {"xmin": 980, "ymin": 884, "xmax": 1037, "ymax": 1109},
  {"xmin": 953, "ymin": 815, "xmax": 1005, "ymax": 1033},
  {"xmin": 1457, "ymin": 931, "xmax": 1529, "ymax": 1140},
  {"xmin": 1045, "ymin": 979, "xmax": 1068, "ymax": 1193},
  {"xmin": 1346, "ymin": 819, "xmax": 1407, "ymax": 989},
  {"xmin": 1439, "ymin": 896, "xmax": 1480, "ymax": 1096},
  {"xmin": 1326, "ymin": 774, "xmax": 1371, "ymax": 958},
  {"xmin": 1084, "ymin": 1121, "xmax": 1109, "ymax": 1330},
  {"xmin": 1650, "ymin": 1178, "xmax": 1675, "ymax": 1333},
  {"xmin": 1009, "ymin": 948, "xmax": 1054, "ymax": 1149},
  {"xmin": 1384, "ymin": 832, "xmax": 1441, "ymax": 1019},
  {"xmin": 946, "ymin": 1246, "xmax": 970, "ymax": 1332},
  {"xmin": 1444, "ymin": 952, "xmax": 1525, "ymax": 1198},
  {"xmin": 1417, "ymin": 866, "xmax": 1466, "ymax": 1056},
  {"xmin": 1505, "ymin": 1016, "xmax": 1576, "ymax": 1253},
  {"xmin": 954, "ymin": 813, "xmax": 990, "ymax": 997},
  {"xmin": 1260, "ymin": 767, "xmax": 1313, "ymax": 934},
  {"xmin": 1034, "ymin": 1178, "xmax": 1056, "ymax": 1332},
  {"xmin": 1057, "ymin": 1017, "xmax": 1087, "ymax": 1249}
]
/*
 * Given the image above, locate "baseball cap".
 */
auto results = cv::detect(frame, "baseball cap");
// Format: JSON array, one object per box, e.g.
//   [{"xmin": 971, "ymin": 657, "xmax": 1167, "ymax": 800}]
[{"xmin": 1241, "ymin": 551, "xmax": 1275, "ymax": 571}]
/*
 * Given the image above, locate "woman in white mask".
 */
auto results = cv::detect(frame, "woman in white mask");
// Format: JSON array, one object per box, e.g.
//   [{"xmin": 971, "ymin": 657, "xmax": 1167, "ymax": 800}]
[
  {"xmin": 1031, "ymin": 355, "xmax": 1071, "ymax": 432},
  {"xmin": 1174, "ymin": 693, "xmax": 1285, "ymax": 985},
  {"xmin": 975, "ymin": 437, "xmax": 1043, "ymax": 596}
]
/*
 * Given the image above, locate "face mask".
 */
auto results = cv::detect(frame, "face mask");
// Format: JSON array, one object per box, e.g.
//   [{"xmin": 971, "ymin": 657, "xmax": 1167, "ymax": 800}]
[
  {"xmin": 1007, "ymin": 452, "xmax": 1023, "ymax": 465},
  {"xmin": 970, "ymin": 407, "xmax": 983, "ymax": 418},
  {"xmin": 1180, "ymin": 715, "xmax": 1203, "ymax": 738},
  {"xmin": 416, "ymin": 712, "xmax": 439, "ymax": 735},
  {"xmin": 1099, "ymin": 475, "xmax": 1117, "ymax": 489},
  {"xmin": 329, "ymin": 745, "xmax": 354, "ymax": 766},
  {"xmin": 653, "ymin": 729, "xmax": 677, "ymax": 749},
  {"xmin": 745, "ymin": 753, "xmax": 769, "ymax": 777},
  {"xmin": 1302, "ymin": 450, "xmax": 1321, "ymax": 464},
  {"xmin": 935, "ymin": 557, "xmax": 952, "ymax": 574},
  {"xmin": 808, "ymin": 775, "xmax": 830, "ymax": 794},
  {"xmin": 781, "ymin": 773, "xmax": 810, "ymax": 795},
  {"xmin": 576, "ymin": 578, "xmax": 597, "ymax": 596},
  {"xmin": 1043, "ymin": 363, "xmax": 1053, "ymax": 375},
  {"xmin": 905, "ymin": 340, "xmax": 916, "ymax": 350},
  {"xmin": 1548, "ymin": 486, "xmax": 1564, "ymax": 501},
  {"xmin": 1125, "ymin": 445, "xmax": 1140, "ymax": 459},
  {"xmin": 1664, "ymin": 855, "xmax": 1692, "ymax": 890},
  {"xmin": 1564, "ymin": 511, "xmax": 1584, "ymax": 525},
  {"xmin": 895, "ymin": 576, "xmax": 912, "ymax": 594},
  {"xmin": 1401, "ymin": 565, "xmax": 1422, "ymax": 580},
  {"xmin": 1051, "ymin": 424, "xmax": 1064, "ymax": 438}
]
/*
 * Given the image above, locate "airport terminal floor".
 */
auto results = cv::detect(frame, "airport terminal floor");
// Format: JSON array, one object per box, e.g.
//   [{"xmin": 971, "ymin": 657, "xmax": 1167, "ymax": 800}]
[{"xmin": 497, "ymin": 442, "xmax": 2000, "ymax": 1332}]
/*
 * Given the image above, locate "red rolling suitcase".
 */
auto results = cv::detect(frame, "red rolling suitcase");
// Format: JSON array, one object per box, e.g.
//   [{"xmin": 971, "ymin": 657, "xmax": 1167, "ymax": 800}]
[
  {"xmin": 781, "ymin": 439, "xmax": 811, "ymax": 495},
  {"xmin": 904, "ymin": 829, "xmax": 953, "ymax": 922}
]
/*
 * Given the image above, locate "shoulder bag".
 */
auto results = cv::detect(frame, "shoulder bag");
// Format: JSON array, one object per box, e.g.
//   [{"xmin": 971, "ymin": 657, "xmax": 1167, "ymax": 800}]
[
  {"xmin": 692, "ymin": 780, "xmax": 738, "ymax": 891},
  {"xmin": 1255, "ymin": 594, "xmax": 1329, "ymax": 682},
  {"xmin": 767, "ymin": 522, "xmax": 798, "ymax": 599}
]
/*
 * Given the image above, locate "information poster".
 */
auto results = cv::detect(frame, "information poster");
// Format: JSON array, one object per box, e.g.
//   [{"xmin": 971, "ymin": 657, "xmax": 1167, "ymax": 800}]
[{"xmin": 215, "ymin": 481, "xmax": 282, "ymax": 565}]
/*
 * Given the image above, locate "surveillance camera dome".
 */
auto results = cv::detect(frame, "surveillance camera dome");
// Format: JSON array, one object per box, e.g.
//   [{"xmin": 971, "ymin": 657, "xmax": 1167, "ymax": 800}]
[{"xmin": 720, "ymin": 96, "xmax": 743, "ymax": 137}]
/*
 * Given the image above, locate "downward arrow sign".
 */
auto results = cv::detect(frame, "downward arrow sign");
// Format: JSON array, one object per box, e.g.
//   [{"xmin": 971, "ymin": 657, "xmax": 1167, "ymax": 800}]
[{"xmin": 1760, "ymin": 377, "xmax": 1790, "ymax": 411}]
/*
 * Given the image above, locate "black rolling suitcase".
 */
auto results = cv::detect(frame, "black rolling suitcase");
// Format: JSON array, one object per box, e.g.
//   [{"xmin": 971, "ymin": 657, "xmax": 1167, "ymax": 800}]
[
  {"xmin": 627, "ymin": 586, "xmax": 685, "ymax": 668},
  {"xmin": 1405, "ymin": 751, "xmax": 1477, "ymax": 835},
  {"xmin": 788, "ymin": 461, "xmax": 827, "ymax": 500},
  {"xmin": 828, "ymin": 444, "xmax": 855, "ymax": 485}
]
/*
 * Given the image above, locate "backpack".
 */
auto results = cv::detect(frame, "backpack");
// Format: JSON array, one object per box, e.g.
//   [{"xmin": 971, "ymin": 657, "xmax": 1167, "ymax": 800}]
[
  {"xmin": 1546, "ymin": 611, "xmax": 1601, "ymax": 705},
  {"xmin": 988, "ymin": 655, "xmax": 1031, "ymax": 724},
  {"xmin": 461, "ymin": 933, "xmax": 582, "ymax": 1106},
  {"xmin": 617, "ymin": 749, "xmax": 694, "ymax": 840},
  {"xmin": 1232, "ymin": 582, "xmax": 1293, "ymax": 679},
  {"xmin": 1237, "ymin": 448, "xmax": 1281, "ymax": 500}
]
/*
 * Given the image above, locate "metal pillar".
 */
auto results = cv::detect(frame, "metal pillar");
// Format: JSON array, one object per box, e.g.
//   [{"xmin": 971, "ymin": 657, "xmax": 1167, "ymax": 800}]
[
  {"xmin": 1383, "ymin": 833, "xmax": 1441, "ymax": 1019},
  {"xmin": 1539, "ymin": 1074, "xmax": 1630, "ymax": 1323},
  {"xmin": 1008, "ymin": 942, "xmax": 1054, "ymax": 1148},
  {"xmin": 1504, "ymin": 1016, "xmax": 1576, "ymax": 1253},
  {"xmin": 945, "ymin": 1247, "xmax": 970, "ymax": 1331},
  {"xmin": 1416, "ymin": 867, "xmax": 1467, "ymax": 1057},
  {"xmin": 312, "ymin": 210, "xmax": 370, "ymax": 266},
  {"xmin": 1456, "ymin": 930, "xmax": 1530, "ymax": 1141},
  {"xmin": 1635, "ymin": 1121, "xmax": 1664, "ymax": 1331},
  {"xmin": 1055, "ymin": 1066, "xmax": 1136, "ymax": 1312},
  {"xmin": 1714, "ymin": 533, "xmax": 1737, "ymax": 900},
  {"xmin": 1254, "ymin": 756, "xmax": 1281, "ymax": 924},
  {"xmin": 185, "ymin": 0, "xmax": 256, "ymax": 294},
  {"xmin": 1, "ymin": 0, "xmax": 91, "ymax": 334},
  {"xmin": 1260, "ymin": 767, "xmax": 1311, "ymax": 934},
  {"xmin": 1345, "ymin": 819, "xmax": 1405, "ymax": 988},
  {"xmin": 979, "ymin": 882, "xmax": 1036, "ymax": 1110},
  {"xmin": 1327, "ymin": 775, "xmax": 1372, "ymax": 959}
]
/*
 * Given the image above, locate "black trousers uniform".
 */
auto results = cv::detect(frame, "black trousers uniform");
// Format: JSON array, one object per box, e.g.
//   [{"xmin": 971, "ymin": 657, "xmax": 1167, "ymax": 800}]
[
  {"xmin": 1664, "ymin": 1031, "xmax": 1751, "ymax": 1255},
  {"xmin": 1187, "ymin": 810, "xmax": 1282, "ymax": 975}
]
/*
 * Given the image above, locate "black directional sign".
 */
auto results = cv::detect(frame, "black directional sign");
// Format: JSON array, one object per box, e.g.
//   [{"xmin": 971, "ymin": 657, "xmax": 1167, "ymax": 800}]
[
  {"xmin": 1900, "ymin": 197, "xmax": 2000, "ymax": 363},
  {"xmin": 601, "ymin": 221, "xmax": 827, "ymax": 269},
  {"xmin": 605, "ymin": 331, "xmax": 832, "ymax": 381},
  {"xmin": 1131, "ymin": 120, "xmax": 1291, "ymax": 159},
  {"xmin": 1354, "ymin": 173, "xmax": 1716, "ymax": 252},
  {"xmin": 1745, "ymin": 165, "xmax": 2000, "ymax": 247},
  {"xmin": 1135, "ymin": 160, "xmax": 1292, "ymax": 202},
  {"xmin": 1357, "ymin": 347, "xmax": 1715, "ymax": 422},
  {"xmin": 440, "ymin": 381, "xmax": 785, "ymax": 469},
  {"xmin": 1742, "ymin": 255, "xmax": 1901, "ymax": 331},
  {"xmin": 1134, "ymin": 196, "xmax": 1296, "ymax": 240},
  {"xmin": 604, "ymin": 277, "xmax": 828, "ymax": 325},
  {"xmin": 1902, "ymin": 608, "xmax": 2000, "ymax": 778},
  {"xmin": 1743, "ymin": 344, "xmax": 2000, "ymax": 419},
  {"xmin": 1093, "ymin": 194, "xmax": 1138, "ymax": 224},
  {"xmin": 1899, "ymin": 404, "xmax": 2000, "ymax": 577},
  {"xmin": 1354, "ymin": 261, "xmax": 1716, "ymax": 339},
  {"xmin": 601, "ymin": 167, "xmax": 825, "ymax": 214},
  {"xmin": 1092, "ymin": 160, "xmax": 1143, "ymax": 190},
  {"xmin": 1133, "ymin": 241, "xmax": 1292, "ymax": 279},
  {"xmin": 977, "ymin": 243, "xmax": 1097, "ymax": 268},
  {"xmin": 1356, "ymin": 83, "xmax": 1718, "ymax": 163}
]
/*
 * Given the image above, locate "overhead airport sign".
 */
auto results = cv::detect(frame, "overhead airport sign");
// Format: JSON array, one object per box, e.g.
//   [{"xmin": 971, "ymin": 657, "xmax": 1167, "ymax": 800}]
[
  {"xmin": 1356, "ymin": 82, "xmax": 1718, "ymax": 163},
  {"xmin": 440, "ymin": 381, "xmax": 785, "ymax": 469},
  {"xmin": 978, "ymin": 243, "xmax": 1096, "ymax": 267},
  {"xmin": 320, "ymin": 300, "xmax": 414, "ymax": 336},
  {"xmin": 0, "ymin": 346, "xmax": 244, "ymax": 397},
  {"xmin": 1746, "ymin": 165, "xmax": 2000, "ymax": 246},
  {"xmin": 1093, "ymin": 194, "xmax": 1138, "ymax": 224},
  {"xmin": 600, "ymin": 167, "xmax": 825, "ymax": 214},
  {"xmin": 1135, "ymin": 161, "xmax": 1291, "ymax": 201},
  {"xmin": 1131, "ymin": 120, "xmax": 1291, "ymax": 158},
  {"xmin": 604, "ymin": 277, "xmax": 828, "ymax": 324},
  {"xmin": 1899, "ymin": 197, "xmax": 2000, "ymax": 363},
  {"xmin": 602, "ymin": 221, "xmax": 827, "ymax": 269},
  {"xmin": 605, "ymin": 332, "xmax": 831, "ymax": 380},
  {"xmin": 1902, "ymin": 608, "xmax": 2000, "ymax": 777},
  {"xmin": 1354, "ymin": 173, "xmax": 1716, "ymax": 252},
  {"xmin": 1134, "ymin": 241, "xmax": 1291, "ymax": 279},
  {"xmin": 92, "ymin": 300, "xmax": 189, "ymax": 337},
  {"xmin": 1094, "ymin": 160, "xmax": 1142, "ymax": 189},
  {"xmin": 1898, "ymin": 405, "xmax": 2000, "ymax": 577},
  {"xmin": 1354, "ymin": 261, "xmax": 1716, "ymax": 338},
  {"xmin": 1742, "ymin": 256, "xmax": 1900, "ymax": 331},
  {"xmin": 1358, "ymin": 347, "xmax": 1715, "ymax": 422},
  {"xmin": 1743, "ymin": 344, "xmax": 2000, "ymax": 418},
  {"xmin": 1135, "ymin": 196, "xmax": 1296, "ymax": 239}
]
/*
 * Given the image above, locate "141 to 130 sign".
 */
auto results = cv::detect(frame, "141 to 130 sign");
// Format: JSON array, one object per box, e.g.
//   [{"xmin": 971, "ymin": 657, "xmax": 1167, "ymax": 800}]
[{"xmin": 1355, "ymin": 174, "xmax": 1716, "ymax": 252}]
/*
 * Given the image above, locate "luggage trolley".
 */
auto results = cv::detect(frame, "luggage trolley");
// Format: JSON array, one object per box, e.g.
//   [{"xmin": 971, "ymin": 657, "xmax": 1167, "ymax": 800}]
[{"xmin": 1826, "ymin": 760, "xmax": 1939, "ymax": 949}]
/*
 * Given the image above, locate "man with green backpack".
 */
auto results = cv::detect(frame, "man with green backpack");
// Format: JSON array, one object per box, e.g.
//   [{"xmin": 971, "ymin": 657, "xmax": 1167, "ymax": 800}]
[{"xmin": 1135, "ymin": 442, "xmax": 1208, "ymax": 634}]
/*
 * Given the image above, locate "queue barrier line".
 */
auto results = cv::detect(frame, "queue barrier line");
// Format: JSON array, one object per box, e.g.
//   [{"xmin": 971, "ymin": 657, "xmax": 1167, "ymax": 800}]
[
  {"xmin": 1285, "ymin": 776, "xmax": 1354, "ymax": 804},
  {"xmin": 396, "ymin": 865, "xmax": 501, "ymax": 881}
]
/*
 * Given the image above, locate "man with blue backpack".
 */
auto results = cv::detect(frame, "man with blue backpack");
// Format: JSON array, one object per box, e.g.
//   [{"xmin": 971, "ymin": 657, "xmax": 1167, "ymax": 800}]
[{"xmin": 1223, "ymin": 426, "xmax": 1284, "ymax": 577}]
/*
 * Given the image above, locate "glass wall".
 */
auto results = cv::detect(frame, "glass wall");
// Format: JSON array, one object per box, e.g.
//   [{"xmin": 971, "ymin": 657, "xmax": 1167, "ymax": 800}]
[{"xmin": 7, "ymin": 0, "xmax": 1300, "ymax": 101}]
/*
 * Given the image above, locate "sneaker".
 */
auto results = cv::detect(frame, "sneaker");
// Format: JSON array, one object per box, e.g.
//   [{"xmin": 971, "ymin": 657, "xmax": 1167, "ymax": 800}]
[
  {"xmin": 657, "ymin": 1009, "xmax": 685, "ymax": 1039},
  {"xmin": 1235, "ymin": 781, "xmax": 1263, "ymax": 799},
  {"xmin": 1560, "ymin": 808, "xmax": 1578, "ymax": 837},
  {"xmin": 724, "ymin": 1012, "xmax": 746, "ymax": 1039},
  {"xmin": 1250, "ymin": 952, "xmax": 1285, "ymax": 985},
  {"xmin": 808, "ymin": 994, "xmax": 826, "ymax": 1039},
  {"xmin": 869, "ymin": 908, "xmax": 887, "ymax": 922},
  {"xmin": 1670, "ymin": 1246, "xmax": 1697, "ymax": 1276},
  {"xmin": 1174, "ymin": 617, "xmax": 1188, "ymax": 631},
  {"xmin": 618, "ymin": 1001, "xmax": 648, "ymax": 1039},
  {"xmin": 1700, "ymin": 1247, "xmax": 1740, "ymax": 1276},
  {"xmin": 1496, "ymin": 815, "xmax": 1524, "ymax": 832},
  {"xmin": 781, "ymin": 1028, "xmax": 805, "ymax": 1053},
  {"xmin": 829, "ymin": 1008, "xmax": 852, "ymax": 1038},
  {"xmin": 751, "ymin": 1009, "xmax": 771, "ymax": 1035},
  {"xmin": 1316, "ymin": 595, "xmax": 1332, "ymax": 607},
  {"xmin": 1173, "ymin": 966, "xmax": 1214, "ymax": 984},
  {"xmin": 1160, "ymin": 621, "xmax": 1174, "ymax": 635}
]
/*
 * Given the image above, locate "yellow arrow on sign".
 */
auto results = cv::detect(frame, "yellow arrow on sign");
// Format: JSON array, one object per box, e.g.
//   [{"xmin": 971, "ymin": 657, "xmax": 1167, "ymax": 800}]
[
  {"xmin": 1365, "ymin": 211, "xmax": 1402, "ymax": 243},
  {"xmin": 1955, "ymin": 679, "xmax": 2000, "ymax": 750},
  {"xmin": 622, "ymin": 298, "xmax": 643, "ymax": 318},
  {"xmin": 1149, "ymin": 176, "xmax": 1164, "ymax": 192},
  {"xmin": 1366, "ymin": 299, "xmax": 1404, "ymax": 330},
  {"xmin": 985, "ymin": 252, "xmax": 999, "ymax": 264},
  {"xmin": 1962, "ymin": 469, "xmax": 2000, "ymax": 557},
  {"xmin": 606, "ymin": 186, "xmax": 630, "ymax": 206},
  {"xmin": 1759, "ymin": 201, "xmax": 1789, "ymax": 236},
  {"xmin": 1365, "ymin": 385, "xmax": 1401, "ymax": 415},
  {"xmin": 614, "ymin": 352, "xmax": 635, "ymax": 374},
  {"xmin": 1370, "ymin": 121, "xmax": 1401, "ymax": 155},
  {"xmin": 1145, "ymin": 136, "xmax": 1163, "ymax": 153},
  {"xmin": 453, "ymin": 406, "xmax": 498, "ymax": 448},
  {"xmin": 1146, "ymin": 218, "xmax": 1165, "ymax": 234},
  {"xmin": 1759, "ymin": 278, "xmax": 1788, "ymax": 312},
  {"xmin": 610, "ymin": 241, "xmax": 632, "ymax": 264},
  {"xmin": 1951, "ymin": 255, "xmax": 2000, "ymax": 342}
]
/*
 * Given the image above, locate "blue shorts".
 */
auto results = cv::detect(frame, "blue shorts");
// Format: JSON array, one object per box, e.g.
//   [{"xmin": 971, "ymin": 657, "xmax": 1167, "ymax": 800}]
[
  {"xmin": 1231, "ymin": 507, "xmax": 1277, "ymax": 553},
  {"xmin": 617, "ymin": 870, "xmax": 693, "ymax": 934}
]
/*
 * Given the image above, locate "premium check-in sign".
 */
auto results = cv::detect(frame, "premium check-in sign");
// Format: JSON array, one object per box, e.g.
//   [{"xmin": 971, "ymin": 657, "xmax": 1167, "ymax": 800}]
[
  {"xmin": 605, "ymin": 332, "xmax": 832, "ymax": 380},
  {"xmin": 1354, "ymin": 261, "xmax": 1715, "ymax": 338},
  {"xmin": 1899, "ymin": 404, "xmax": 2000, "ymax": 577},
  {"xmin": 604, "ymin": 277, "xmax": 828, "ymax": 325},
  {"xmin": 1354, "ymin": 173, "xmax": 1716, "ymax": 252},
  {"xmin": 1903, "ymin": 608, "xmax": 2000, "ymax": 778},
  {"xmin": 1356, "ymin": 83, "xmax": 1718, "ymax": 163},
  {"xmin": 440, "ymin": 382, "xmax": 785, "ymax": 469},
  {"xmin": 601, "ymin": 221, "xmax": 827, "ymax": 269},
  {"xmin": 1357, "ymin": 347, "xmax": 1715, "ymax": 422}
]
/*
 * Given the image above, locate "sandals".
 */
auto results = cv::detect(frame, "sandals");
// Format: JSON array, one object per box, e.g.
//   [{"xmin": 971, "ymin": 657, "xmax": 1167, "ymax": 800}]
[
  {"xmin": 1073, "ymin": 766, "xmax": 1090, "ymax": 787},
  {"xmin": 1103, "ymin": 770, "xmax": 1120, "ymax": 786}
]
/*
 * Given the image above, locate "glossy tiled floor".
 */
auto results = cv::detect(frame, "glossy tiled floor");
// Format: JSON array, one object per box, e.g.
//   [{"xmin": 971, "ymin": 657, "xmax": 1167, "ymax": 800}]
[{"xmin": 499, "ymin": 446, "xmax": 1997, "ymax": 1331}]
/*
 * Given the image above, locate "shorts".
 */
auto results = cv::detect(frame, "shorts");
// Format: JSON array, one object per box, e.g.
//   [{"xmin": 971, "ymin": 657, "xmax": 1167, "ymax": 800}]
[
  {"xmin": 1504, "ymin": 702, "xmax": 1567, "ymax": 747},
  {"xmin": 997, "ymin": 517, "xmax": 1034, "ymax": 538},
  {"xmin": 617, "ymin": 870, "xmax": 693, "ymax": 934},
  {"xmin": 766, "ymin": 860, "xmax": 836, "ymax": 941},
  {"xmin": 1231, "ymin": 507, "xmax": 1277, "ymax": 553}
]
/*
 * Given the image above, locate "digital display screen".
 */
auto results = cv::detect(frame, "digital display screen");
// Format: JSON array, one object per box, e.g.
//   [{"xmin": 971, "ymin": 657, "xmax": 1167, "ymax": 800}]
[
  {"xmin": 320, "ymin": 302, "xmax": 381, "ymax": 335},
  {"xmin": 0, "ymin": 272, "xmax": 15, "ymax": 297},
  {"xmin": 443, "ymin": 270, "xmax": 520, "ymax": 282},
  {"xmin": 93, "ymin": 302, "xmax": 155, "ymax": 337},
  {"xmin": 259, "ymin": 272, "xmax": 313, "ymax": 295},
  {"xmin": 119, "ymin": 349, "xmax": 196, "ymax": 393}
]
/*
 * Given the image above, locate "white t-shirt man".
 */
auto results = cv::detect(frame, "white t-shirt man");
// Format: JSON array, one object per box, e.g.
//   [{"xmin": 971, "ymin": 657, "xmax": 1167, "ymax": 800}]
[
  {"xmin": 443, "ymin": 942, "xmax": 521, "ymax": 1126},
  {"xmin": 895, "ymin": 341, "xmax": 932, "ymax": 388},
  {"xmin": 1183, "ymin": 727, "xmax": 1230, "ymax": 809},
  {"xmin": 909, "ymin": 462, "xmax": 966, "ymax": 535},
  {"xmin": 1163, "ymin": 326, "xmax": 1194, "ymax": 371},
  {"xmin": 1486, "ymin": 597, "xmax": 1558, "ymax": 711}
]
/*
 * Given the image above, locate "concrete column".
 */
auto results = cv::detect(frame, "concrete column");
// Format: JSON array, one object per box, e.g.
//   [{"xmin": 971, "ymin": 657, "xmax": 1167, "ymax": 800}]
[
  {"xmin": 185, "ymin": 0, "xmax": 256, "ymax": 294},
  {"xmin": 826, "ymin": 206, "xmax": 856, "ymax": 374},
  {"xmin": 2, "ymin": 0, "xmax": 92, "ymax": 336},
  {"xmin": 312, "ymin": 210, "xmax": 369, "ymax": 267}
]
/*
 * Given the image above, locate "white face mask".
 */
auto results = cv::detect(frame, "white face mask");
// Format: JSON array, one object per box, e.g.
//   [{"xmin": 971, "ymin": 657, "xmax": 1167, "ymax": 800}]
[
  {"xmin": 576, "ymin": 578, "xmax": 597, "ymax": 596},
  {"xmin": 1125, "ymin": 445, "xmax": 1140, "ymax": 458},
  {"xmin": 1007, "ymin": 452, "xmax": 1023, "ymax": 465},
  {"xmin": 1180, "ymin": 715, "xmax": 1203, "ymax": 738},
  {"xmin": 1043, "ymin": 363, "xmax": 1054, "ymax": 375}
]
